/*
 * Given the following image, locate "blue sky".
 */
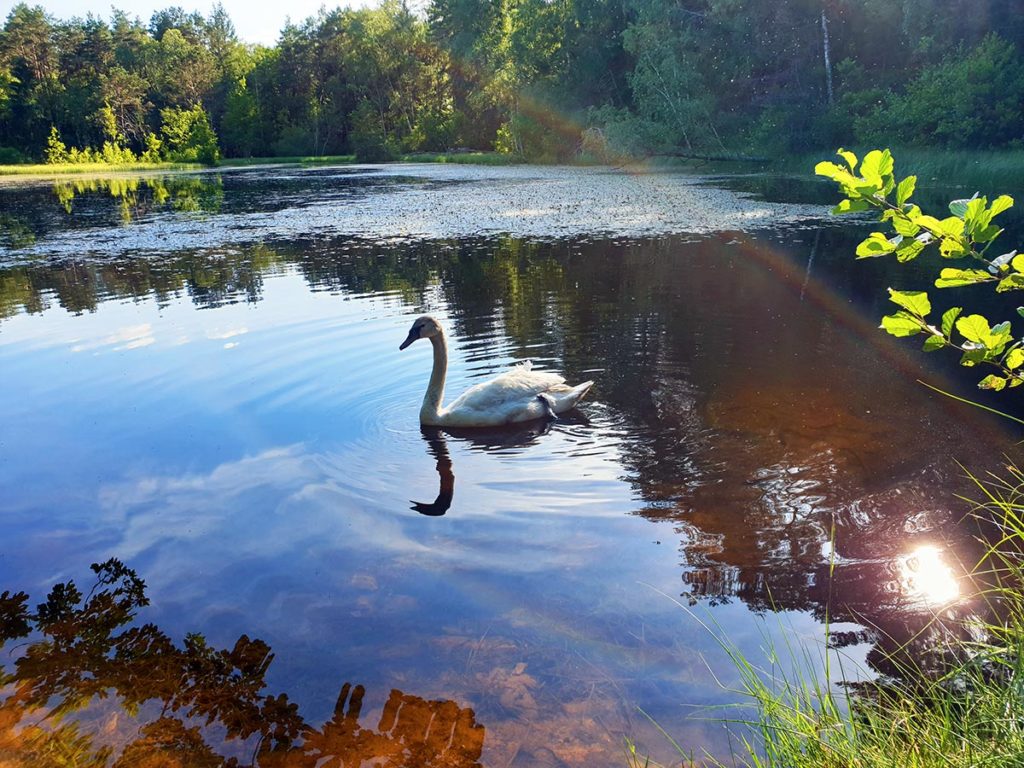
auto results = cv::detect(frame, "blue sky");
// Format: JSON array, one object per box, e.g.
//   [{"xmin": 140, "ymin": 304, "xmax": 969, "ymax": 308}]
[{"xmin": 30, "ymin": 0, "xmax": 381, "ymax": 45}]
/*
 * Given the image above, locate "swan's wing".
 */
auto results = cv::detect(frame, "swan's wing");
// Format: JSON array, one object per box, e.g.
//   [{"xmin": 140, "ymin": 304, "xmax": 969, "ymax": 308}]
[{"xmin": 445, "ymin": 361, "xmax": 567, "ymax": 414}]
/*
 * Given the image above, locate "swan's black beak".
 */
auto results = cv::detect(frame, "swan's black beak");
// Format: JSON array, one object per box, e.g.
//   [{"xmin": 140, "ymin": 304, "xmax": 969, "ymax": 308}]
[{"xmin": 399, "ymin": 326, "xmax": 420, "ymax": 350}]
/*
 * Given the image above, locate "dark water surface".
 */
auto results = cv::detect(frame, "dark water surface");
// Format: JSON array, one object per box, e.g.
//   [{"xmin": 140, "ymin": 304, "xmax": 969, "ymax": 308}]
[{"xmin": 0, "ymin": 166, "xmax": 1018, "ymax": 766}]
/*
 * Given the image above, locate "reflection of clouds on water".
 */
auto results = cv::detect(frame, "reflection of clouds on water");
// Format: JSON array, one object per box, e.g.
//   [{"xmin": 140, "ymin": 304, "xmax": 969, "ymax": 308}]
[
  {"xmin": 70, "ymin": 322, "xmax": 155, "ymax": 353},
  {"xmin": 93, "ymin": 433, "xmax": 631, "ymax": 597},
  {"xmin": 97, "ymin": 445, "xmax": 421, "ymax": 559},
  {"xmin": 206, "ymin": 326, "xmax": 248, "ymax": 340}
]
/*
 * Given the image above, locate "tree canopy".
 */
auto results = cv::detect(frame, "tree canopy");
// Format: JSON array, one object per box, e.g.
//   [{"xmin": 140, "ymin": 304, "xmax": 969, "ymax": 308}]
[{"xmin": 1, "ymin": 0, "xmax": 1023, "ymax": 163}]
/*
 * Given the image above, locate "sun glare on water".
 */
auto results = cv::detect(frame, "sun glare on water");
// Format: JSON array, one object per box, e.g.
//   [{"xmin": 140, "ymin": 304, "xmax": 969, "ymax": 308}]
[{"xmin": 900, "ymin": 544, "xmax": 961, "ymax": 607}]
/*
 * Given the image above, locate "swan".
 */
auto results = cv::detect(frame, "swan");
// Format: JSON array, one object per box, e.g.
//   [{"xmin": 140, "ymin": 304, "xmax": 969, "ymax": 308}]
[{"xmin": 399, "ymin": 315, "xmax": 594, "ymax": 427}]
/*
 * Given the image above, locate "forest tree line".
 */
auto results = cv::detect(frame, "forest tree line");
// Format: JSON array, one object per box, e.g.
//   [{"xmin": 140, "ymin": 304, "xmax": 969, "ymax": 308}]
[{"xmin": 2, "ymin": 0, "xmax": 1024, "ymax": 164}]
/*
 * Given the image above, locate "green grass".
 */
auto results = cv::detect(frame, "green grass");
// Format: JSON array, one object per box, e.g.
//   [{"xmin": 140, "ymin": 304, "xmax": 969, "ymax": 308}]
[
  {"xmin": 781, "ymin": 147, "xmax": 1024, "ymax": 193},
  {"xmin": 219, "ymin": 154, "xmax": 356, "ymax": 167},
  {"xmin": 220, "ymin": 151, "xmax": 513, "ymax": 167},
  {"xmin": 0, "ymin": 161, "xmax": 201, "ymax": 177},
  {"xmin": 0, "ymin": 151, "xmax": 516, "ymax": 177},
  {"xmin": 400, "ymin": 151, "xmax": 517, "ymax": 165},
  {"xmin": 638, "ymin": 467, "xmax": 1024, "ymax": 768}
]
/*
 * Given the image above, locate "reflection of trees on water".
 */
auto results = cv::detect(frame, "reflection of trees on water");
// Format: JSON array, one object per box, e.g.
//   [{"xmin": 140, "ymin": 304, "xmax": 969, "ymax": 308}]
[
  {"xmin": 0, "ymin": 231, "xmax": 1011, "ymax": 670},
  {"xmin": 0, "ymin": 560, "xmax": 484, "ymax": 767},
  {"xmin": 0, "ymin": 175, "xmax": 225, "ymax": 259},
  {"xmin": 0, "ymin": 214, "xmax": 35, "ymax": 249},
  {"xmin": 52, "ymin": 175, "xmax": 225, "ymax": 223},
  {"xmin": 0, "ymin": 244, "xmax": 280, "ymax": 317}
]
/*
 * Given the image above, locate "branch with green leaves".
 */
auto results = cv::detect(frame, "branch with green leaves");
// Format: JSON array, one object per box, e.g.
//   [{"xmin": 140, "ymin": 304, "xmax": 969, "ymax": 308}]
[{"xmin": 816, "ymin": 148, "xmax": 1024, "ymax": 392}]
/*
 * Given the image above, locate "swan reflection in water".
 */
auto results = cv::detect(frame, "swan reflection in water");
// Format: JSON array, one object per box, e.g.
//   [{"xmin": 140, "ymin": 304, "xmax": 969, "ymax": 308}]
[
  {"xmin": 0, "ymin": 559, "xmax": 484, "ymax": 767},
  {"xmin": 411, "ymin": 412, "xmax": 590, "ymax": 517}
]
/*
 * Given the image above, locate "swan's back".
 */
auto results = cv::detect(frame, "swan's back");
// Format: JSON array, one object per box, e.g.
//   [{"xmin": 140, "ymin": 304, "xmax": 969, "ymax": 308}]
[
  {"xmin": 442, "ymin": 361, "xmax": 589, "ymax": 426},
  {"xmin": 447, "ymin": 361, "xmax": 563, "ymax": 411}
]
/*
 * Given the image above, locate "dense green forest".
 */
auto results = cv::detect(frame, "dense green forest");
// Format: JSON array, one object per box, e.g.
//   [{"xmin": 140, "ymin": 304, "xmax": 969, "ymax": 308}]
[{"xmin": 2, "ymin": 0, "xmax": 1023, "ymax": 164}]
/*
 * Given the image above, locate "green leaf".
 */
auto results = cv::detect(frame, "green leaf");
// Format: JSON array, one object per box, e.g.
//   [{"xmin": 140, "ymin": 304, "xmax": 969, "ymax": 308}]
[
  {"xmin": 913, "ymin": 214, "xmax": 945, "ymax": 233},
  {"xmin": 939, "ymin": 216, "xmax": 965, "ymax": 237},
  {"xmin": 837, "ymin": 148, "xmax": 858, "ymax": 172},
  {"xmin": 831, "ymin": 198, "xmax": 871, "ymax": 214},
  {"xmin": 990, "ymin": 195, "xmax": 1014, "ymax": 217},
  {"xmin": 1005, "ymin": 348, "xmax": 1024, "ymax": 370},
  {"xmin": 963, "ymin": 197, "xmax": 988, "ymax": 237},
  {"xmin": 892, "ymin": 215, "xmax": 920, "ymax": 237},
  {"xmin": 939, "ymin": 237, "xmax": 970, "ymax": 259},
  {"xmin": 997, "ymin": 274, "xmax": 1024, "ymax": 292},
  {"xmin": 979, "ymin": 374, "xmax": 1008, "ymax": 391},
  {"xmin": 949, "ymin": 198, "xmax": 971, "ymax": 218},
  {"xmin": 856, "ymin": 232, "xmax": 896, "ymax": 258},
  {"xmin": 941, "ymin": 307, "xmax": 962, "ymax": 338},
  {"xmin": 975, "ymin": 224, "xmax": 1002, "ymax": 243},
  {"xmin": 887, "ymin": 288, "xmax": 931, "ymax": 317},
  {"xmin": 990, "ymin": 321, "xmax": 1013, "ymax": 346},
  {"xmin": 815, "ymin": 161, "xmax": 860, "ymax": 189},
  {"xmin": 860, "ymin": 149, "xmax": 893, "ymax": 187},
  {"xmin": 957, "ymin": 314, "xmax": 992, "ymax": 343},
  {"xmin": 935, "ymin": 268, "xmax": 994, "ymax": 288},
  {"xmin": 895, "ymin": 238, "xmax": 925, "ymax": 262},
  {"xmin": 923, "ymin": 335, "xmax": 945, "ymax": 351},
  {"xmin": 896, "ymin": 175, "xmax": 916, "ymax": 206},
  {"xmin": 961, "ymin": 348, "xmax": 986, "ymax": 367},
  {"xmin": 880, "ymin": 312, "xmax": 923, "ymax": 337}
]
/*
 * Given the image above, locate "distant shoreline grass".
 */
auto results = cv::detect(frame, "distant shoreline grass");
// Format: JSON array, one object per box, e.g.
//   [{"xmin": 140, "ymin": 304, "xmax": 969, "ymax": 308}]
[
  {"xmin": 219, "ymin": 154, "xmax": 355, "ymax": 167},
  {"xmin": 5, "ymin": 149, "xmax": 1022, "ymax": 188},
  {"xmin": 0, "ymin": 151, "xmax": 515, "ymax": 178},
  {"xmin": 0, "ymin": 161, "xmax": 202, "ymax": 178},
  {"xmin": 778, "ymin": 147, "xmax": 1024, "ymax": 192},
  {"xmin": 400, "ymin": 151, "xmax": 517, "ymax": 165}
]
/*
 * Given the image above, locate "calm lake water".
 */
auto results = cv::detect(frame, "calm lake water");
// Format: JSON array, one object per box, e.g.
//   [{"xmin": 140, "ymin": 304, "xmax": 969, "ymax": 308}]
[{"xmin": 0, "ymin": 165, "xmax": 1019, "ymax": 766}]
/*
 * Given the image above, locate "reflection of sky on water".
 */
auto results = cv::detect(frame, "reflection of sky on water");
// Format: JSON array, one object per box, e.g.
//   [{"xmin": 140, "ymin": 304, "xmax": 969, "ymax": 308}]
[{"xmin": 0, "ymin": 261, "xmax": 875, "ymax": 762}]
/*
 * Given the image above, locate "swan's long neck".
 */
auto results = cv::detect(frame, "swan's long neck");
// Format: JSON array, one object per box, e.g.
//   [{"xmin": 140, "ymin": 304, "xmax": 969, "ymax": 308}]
[{"xmin": 420, "ymin": 330, "xmax": 448, "ymax": 424}]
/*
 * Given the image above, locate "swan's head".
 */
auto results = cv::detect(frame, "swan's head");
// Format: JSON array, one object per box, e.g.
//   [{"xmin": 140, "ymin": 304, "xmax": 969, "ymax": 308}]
[{"xmin": 399, "ymin": 315, "xmax": 443, "ymax": 350}]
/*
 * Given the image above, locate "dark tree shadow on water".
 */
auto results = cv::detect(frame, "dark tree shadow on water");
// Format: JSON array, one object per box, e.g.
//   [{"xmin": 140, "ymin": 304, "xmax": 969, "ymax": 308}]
[{"xmin": 0, "ymin": 560, "xmax": 484, "ymax": 767}]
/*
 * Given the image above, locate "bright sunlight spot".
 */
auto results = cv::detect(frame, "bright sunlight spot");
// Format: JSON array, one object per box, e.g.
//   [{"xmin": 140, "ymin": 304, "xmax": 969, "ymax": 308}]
[{"xmin": 899, "ymin": 544, "xmax": 960, "ymax": 607}]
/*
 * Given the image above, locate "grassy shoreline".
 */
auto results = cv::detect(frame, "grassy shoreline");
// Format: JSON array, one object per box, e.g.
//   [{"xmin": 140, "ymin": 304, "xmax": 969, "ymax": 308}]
[
  {"xmin": 4, "ymin": 148, "xmax": 1024, "ymax": 185},
  {"xmin": 0, "ymin": 160, "xmax": 203, "ymax": 178},
  {"xmin": 0, "ymin": 150, "xmax": 515, "ymax": 178},
  {"xmin": 776, "ymin": 147, "xmax": 1024, "ymax": 192}
]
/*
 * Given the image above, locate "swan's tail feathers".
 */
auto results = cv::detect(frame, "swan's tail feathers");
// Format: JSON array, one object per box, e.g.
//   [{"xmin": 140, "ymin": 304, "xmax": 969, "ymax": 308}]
[{"xmin": 551, "ymin": 380, "xmax": 594, "ymax": 414}]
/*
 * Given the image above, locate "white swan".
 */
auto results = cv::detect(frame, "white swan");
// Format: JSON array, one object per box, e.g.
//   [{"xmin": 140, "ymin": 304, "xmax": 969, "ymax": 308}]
[{"xmin": 399, "ymin": 315, "xmax": 594, "ymax": 427}]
